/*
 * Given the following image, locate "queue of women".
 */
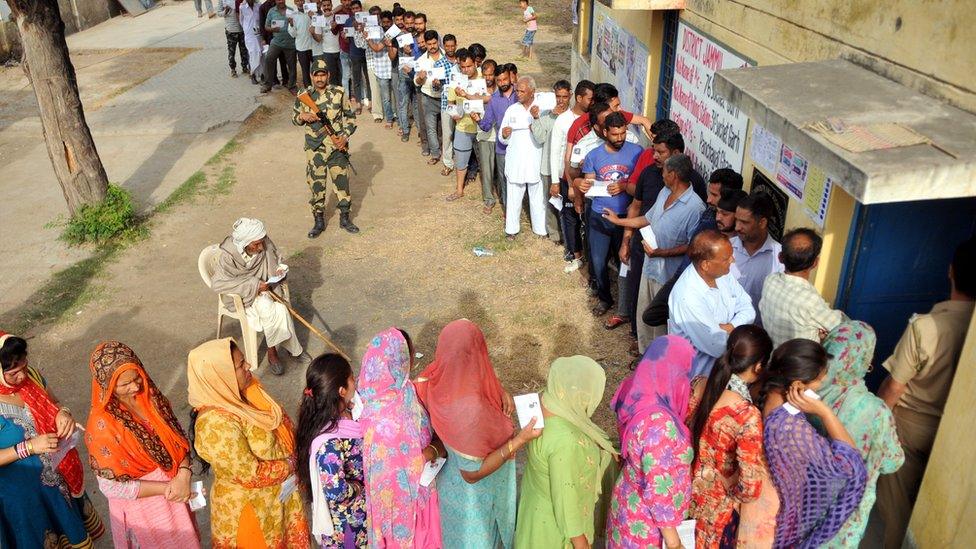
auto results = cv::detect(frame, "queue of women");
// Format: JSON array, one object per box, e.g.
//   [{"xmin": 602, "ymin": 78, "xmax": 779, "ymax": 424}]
[{"xmin": 0, "ymin": 317, "xmax": 899, "ymax": 549}]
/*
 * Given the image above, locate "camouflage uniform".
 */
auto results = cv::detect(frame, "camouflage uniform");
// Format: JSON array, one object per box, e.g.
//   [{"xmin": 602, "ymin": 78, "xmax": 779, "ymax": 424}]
[{"xmin": 292, "ymin": 84, "xmax": 357, "ymax": 214}]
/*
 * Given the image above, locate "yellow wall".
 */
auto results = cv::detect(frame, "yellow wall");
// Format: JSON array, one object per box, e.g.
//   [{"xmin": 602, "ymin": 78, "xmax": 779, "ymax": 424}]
[
  {"xmin": 907, "ymin": 312, "xmax": 976, "ymax": 547},
  {"xmin": 573, "ymin": 0, "xmax": 664, "ymax": 120}
]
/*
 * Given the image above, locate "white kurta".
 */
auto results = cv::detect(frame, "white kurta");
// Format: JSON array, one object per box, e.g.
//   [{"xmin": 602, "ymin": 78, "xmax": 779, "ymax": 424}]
[
  {"xmin": 240, "ymin": 2, "xmax": 263, "ymax": 75},
  {"xmin": 500, "ymin": 102, "xmax": 546, "ymax": 235},
  {"xmin": 245, "ymin": 293, "xmax": 303, "ymax": 355}
]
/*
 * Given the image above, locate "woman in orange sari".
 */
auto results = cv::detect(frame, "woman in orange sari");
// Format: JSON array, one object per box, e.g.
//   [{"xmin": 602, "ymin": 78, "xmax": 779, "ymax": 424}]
[
  {"xmin": 187, "ymin": 338, "xmax": 310, "ymax": 549},
  {"xmin": 85, "ymin": 340, "xmax": 200, "ymax": 548}
]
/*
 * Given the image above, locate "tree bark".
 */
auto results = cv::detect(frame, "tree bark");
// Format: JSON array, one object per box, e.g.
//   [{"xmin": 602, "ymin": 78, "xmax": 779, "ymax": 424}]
[{"xmin": 9, "ymin": 0, "xmax": 108, "ymax": 216}]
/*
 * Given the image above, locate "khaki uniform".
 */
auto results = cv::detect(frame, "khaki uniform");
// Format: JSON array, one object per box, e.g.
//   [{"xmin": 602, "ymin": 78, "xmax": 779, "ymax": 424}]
[
  {"xmin": 876, "ymin": 300, "xmax": 975, "ymax": 548},
  {"xmin": 292, "ymin": 84, "xmax": 357, "ymax": 214}
]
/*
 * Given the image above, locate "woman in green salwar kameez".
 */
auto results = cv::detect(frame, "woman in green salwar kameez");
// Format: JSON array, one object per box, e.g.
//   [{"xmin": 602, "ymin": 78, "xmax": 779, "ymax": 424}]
[{"xmin": 515, "ymin": 356, "xmax": 618, "ymax": 549}]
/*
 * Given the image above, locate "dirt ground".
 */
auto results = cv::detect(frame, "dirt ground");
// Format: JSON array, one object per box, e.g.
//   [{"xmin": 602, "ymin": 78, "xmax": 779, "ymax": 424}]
[{"xmin": 6, "ymin": 1, "xmax": 633, "ymax": 544}]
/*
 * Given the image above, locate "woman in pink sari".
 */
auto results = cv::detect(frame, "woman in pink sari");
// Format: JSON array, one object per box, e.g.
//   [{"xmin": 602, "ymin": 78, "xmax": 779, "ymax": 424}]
[{"xmin": 357, "ymin": 328, "xmax": 442, "ymax": 548}]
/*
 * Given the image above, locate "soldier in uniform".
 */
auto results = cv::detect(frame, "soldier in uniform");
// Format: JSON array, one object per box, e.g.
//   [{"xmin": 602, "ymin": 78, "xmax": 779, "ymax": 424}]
[{"xmin": 293, "ymin": 59, "xmax": 360, "ymax": 237}]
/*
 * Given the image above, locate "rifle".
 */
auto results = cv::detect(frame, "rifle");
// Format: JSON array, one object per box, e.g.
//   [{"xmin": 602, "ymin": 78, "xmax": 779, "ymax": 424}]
[{"xmin": 297, "ymin": 91, "xmax": 358, "ymax": 174}]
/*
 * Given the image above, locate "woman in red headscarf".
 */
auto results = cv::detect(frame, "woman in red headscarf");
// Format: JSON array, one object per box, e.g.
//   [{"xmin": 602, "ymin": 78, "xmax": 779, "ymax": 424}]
[
  {"xmin": 84, "ymin": 340, "xmax": 201, "ymax": 548},
  {"xmin": 0, "ymin": 331, "xmax": 105, "ymax": 548},
  {"xmin": 414, "ymin": 319, "xmax": 541, "ymax": 549}
]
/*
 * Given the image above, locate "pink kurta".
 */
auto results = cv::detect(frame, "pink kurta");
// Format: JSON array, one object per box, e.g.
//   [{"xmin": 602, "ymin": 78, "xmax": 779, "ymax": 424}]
[{"xmin": 96, "ymin": 468, "xmax": 200, "ymax": 548}]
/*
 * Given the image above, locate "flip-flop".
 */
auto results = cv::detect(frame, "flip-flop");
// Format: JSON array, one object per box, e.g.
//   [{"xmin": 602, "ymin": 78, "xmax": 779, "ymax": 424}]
[
  {"xmin": 427, "ymin": 157, "xmax": 440, "ymax": 165},
  {"xmin": 445, "ymin": 193, "xmax": 463, "ymax": 202},
  {"xmin": 604, "ymin": 315, "xmax": 629, "ymax": 330},
  {"xmin": 483, "ymin": 203, "xmax": 494, "ymax": 215},
  {"xmin": 440, "ymin": 167, "xmax": 454, "ymax": 176}
]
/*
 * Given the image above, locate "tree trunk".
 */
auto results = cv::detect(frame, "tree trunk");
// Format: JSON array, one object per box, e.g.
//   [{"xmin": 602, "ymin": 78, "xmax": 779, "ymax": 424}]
[{"xmin": 9, "ymin": 0, "xmax": 108, "ymax": 216}]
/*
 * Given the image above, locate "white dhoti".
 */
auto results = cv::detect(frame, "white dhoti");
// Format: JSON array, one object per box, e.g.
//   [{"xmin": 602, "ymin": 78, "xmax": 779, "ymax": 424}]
[
  {"xmin": 244, "ymin": 32, "xmax": 263, "ymax": 77},
  {"xmin": 505, "ymin": 180, "xmax": 548, "ymax": 236},
  {"xmin": 244, "ymin": 293, "xmax": 303, "ymax": 356}
]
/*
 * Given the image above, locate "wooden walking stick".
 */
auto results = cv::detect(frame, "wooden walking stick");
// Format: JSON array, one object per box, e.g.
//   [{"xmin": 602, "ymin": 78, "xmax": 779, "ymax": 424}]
[{"xmin": 267, "ymin": 291, "xmax": 351, "ymax": 362}]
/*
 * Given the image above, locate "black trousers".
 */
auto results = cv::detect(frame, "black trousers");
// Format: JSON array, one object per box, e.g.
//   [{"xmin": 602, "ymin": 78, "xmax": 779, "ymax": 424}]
[
  {"xmin": 297, "ymin": 49, "xmax": 313, "ymax": 88},
  {"xmin": 559, "ymin": 177, "xmax": 582, "ymax": 257},
  {"xmin": 322, "ymin": 52, "xmax": 341, "ymax": 86},
  {"xmin": 225, "ymin": 30, "xmax": 248, "ymax": 71}
]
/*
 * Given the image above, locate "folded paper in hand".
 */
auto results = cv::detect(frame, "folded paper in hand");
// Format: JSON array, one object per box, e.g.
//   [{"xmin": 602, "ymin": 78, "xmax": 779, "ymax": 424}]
[
  {"xmin": 333, "ymin": 13, "xmax": 349, "ymax": 24},
  {"xmin": 548, "ymin": 195, "xmax": 562, "ymax": 211},
  {"xmin": 445, "ymin": 104, "xmax": 463, "ymax": 118},
  {"xmin": 303, "ymin": 2, "xmax": 317, "ymax": 13},
  {"xmin": 533, "ymin": 91, "xmax": 557, "ymax": 112},
  {"xmin": 585, "ymin": 181, "xmax": 611, "ymax": 198},
  {"xmin": 343, "ymin": 26, "xmax": 356, "ymax": 37},
  {"xmin": 463, "ymin": 100, "xmax": 484, "ymax": 115},
  {"xmin": 660, "ymin": 520, "xmax": 696, "ymax": 549},
  {"xmin": 312, "ymin": 15, "xmax": 332, "ymax": 27},
  {"xmin": 514, "ymin": 393, "xmax": 545, "ymax": 429},
  {"xmin": 638, "ymin": 225, "xmax": 657, "ymax": 249},
  {"xmin": 366, "ymin": 14, "xmax": 378, "ymax": 25},
  {"xmin": 279, "ymin": 475, "xmax": 298, "ymax": 503},
  {"xmin": 189, "ymin": 480, "xmax": 207, "ymax": 512},
  {"xmin": 396, "ymin": 33, "xmax": 414, "ymax": 47},
  {"xmin": 419, "ymin": 457, "xmax": 446, "ymax": 487},
  {"xmin": 783, "ymin": 389, "xmax": 820, "ymax": 415},
  {"xmin": 50, "ymin": 430, "xmax": 82, "ymax": 469},
  {"xmin": 354, "ymin": 11, "xmax": 367, "ymax": 23},
  {"xmin": 366, "ymin": 25, "xmax": 382, "ymax": 40},
  {"xmin": 384, "ymin": 24, "xmax": 401, "ymax": 39}
]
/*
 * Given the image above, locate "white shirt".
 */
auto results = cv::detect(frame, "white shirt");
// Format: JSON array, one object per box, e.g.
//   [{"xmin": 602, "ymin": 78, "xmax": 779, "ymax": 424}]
[
  {"xmin": 729, "ymin": 234, "xmax": 784, "ymax": 320},
  {"xmin": 550, "ymin": 110, "xmax": 580, "ymax": 183},
  {"xmin": 499, "ymin": 102, "xmax": 543, "ymax": 184},
  {"xmin": 668, "ymin": 265, "xmax": 756, "ymax": 377},
  {"xmin": 321, "ymin": 20, "xmax": 340, "ymax": 53},
  {"xmin": 239, "ymin": 1, "xmax": 262, "ymax": 36},
  {"xmin": 289, "ymin": 13, "xmax": 315, "ymax": 52}
]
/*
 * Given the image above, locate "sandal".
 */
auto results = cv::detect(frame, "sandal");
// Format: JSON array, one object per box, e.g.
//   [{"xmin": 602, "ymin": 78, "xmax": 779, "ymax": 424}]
[
  {"xmin": 604, "ymin": 315, "xmax": 629, "ymax": 330},
  {"xmin": 483, "ymin": 203, "xmax": 495, "ymax": 215},
  {"xmin": 591, "ymin": 301, "xmax": 611, "ymax": 317},
  {"xmin": 445, "ymin": 192, "xmax": 463, "ymax": 202},
  {"xmin": 426, "ymin": 157, "xmax": 439, "ymax": 165},
  {"xmin": 440, "ymin": 167, "xmax": 454, "ymax": 177}
]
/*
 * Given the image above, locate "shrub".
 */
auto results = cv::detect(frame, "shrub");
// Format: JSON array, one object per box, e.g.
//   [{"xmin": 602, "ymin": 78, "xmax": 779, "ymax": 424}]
[{"xmin": 52, "ymin": 184, "xmax": 143, "ymax": 246}]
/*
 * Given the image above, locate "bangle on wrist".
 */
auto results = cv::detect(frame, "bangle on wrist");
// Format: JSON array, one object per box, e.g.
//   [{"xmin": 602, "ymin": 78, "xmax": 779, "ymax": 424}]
[{"xmin": 26, "ymin": 440, "xmax": 34, "ymax": 456}]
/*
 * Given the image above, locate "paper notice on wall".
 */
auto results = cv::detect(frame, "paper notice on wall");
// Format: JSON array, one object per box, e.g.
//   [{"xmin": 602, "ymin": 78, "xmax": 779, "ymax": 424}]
[
  {"xmin": 775, "ymin": 144, "xmax": 808, "ymax": 200},
  {"xmin": 750, "ymin": 124, "xmax": 782, "ymax": 176},
  {"xmin": 802, "ymin": 166, "xmax": 833, "ymax": 227},
  {"xmin": 670, "ymin": 22, "xmax": 752, "ymax": 178}
]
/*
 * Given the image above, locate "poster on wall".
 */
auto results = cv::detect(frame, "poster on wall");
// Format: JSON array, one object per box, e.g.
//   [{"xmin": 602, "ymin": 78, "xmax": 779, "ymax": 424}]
[
  {"xmin": 801, "ymin": 166, "xmax": 833, "ymax": 227},
  {"xmin": 776, "ymin": 144, "xmax": 808, "ymax": 200},
  {"xmin": 750, "ymin": 124, "xmax": 781, "ymax": 176},
  {"xmin": 670, "ymin": 22, "xmax": 752, "ymax": 178},
  {"xmin": 591, "ymin": 8, "xmax": 648, "ymax": 116}
]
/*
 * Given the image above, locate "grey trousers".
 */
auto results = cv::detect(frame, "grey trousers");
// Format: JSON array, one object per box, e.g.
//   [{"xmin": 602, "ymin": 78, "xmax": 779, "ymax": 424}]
[
  {"xmin": 421, "ymin": 93, "xmax": 442, "ymax": 160},
  {"xmin": 476, "ymin": 139, "xmax": 496, "ymax": 206},
  {"xmin": 541, "ymin": 173, "xmax": 561, "ymax": 243},
  {"xmin": 636, "ymin": 276, "xmax": 666, "ymax": 352}
]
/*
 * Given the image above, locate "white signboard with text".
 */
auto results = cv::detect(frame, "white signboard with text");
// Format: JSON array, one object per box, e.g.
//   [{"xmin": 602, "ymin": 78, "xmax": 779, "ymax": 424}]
[{"xmin": 670, "ymin": 23, "xmax": 751, "ymax": 178}]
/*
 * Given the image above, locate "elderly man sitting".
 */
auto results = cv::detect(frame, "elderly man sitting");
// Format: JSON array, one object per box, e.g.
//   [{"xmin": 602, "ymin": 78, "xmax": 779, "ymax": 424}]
[{"xmin": 211, "ymin": 217, "xmax": 304, "ymax": 375}]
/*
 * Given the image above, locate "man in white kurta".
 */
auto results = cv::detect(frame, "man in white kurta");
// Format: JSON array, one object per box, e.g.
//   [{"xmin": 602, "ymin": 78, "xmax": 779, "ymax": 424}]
[
  {"xmin": 239, "ymin": 0, "xmax": 263, "ymax": 85},
  {"xmin": 211, "ymin": 217, "xmax": 303, "ymax": 374},
  {"xmin": 499, "ymin": 76, "xmax": 546, "ymax": 237}
]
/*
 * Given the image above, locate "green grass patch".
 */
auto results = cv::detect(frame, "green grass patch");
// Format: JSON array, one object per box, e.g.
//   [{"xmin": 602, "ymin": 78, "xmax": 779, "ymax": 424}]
[
  {"xmin": 205, "ymin": 138, "xmax": 240, "ymax": 167},
  {"xmin": 208, "ymin": 165, "xmax": 237, "ymax": 197},
  {"xmin": 154, "ymin": 170, "xmax": 206, "ymax": 214},
  {"xmin": 467, "ymin": 230, "xmax": 520, "ymax": 255},
  {"xmin": 0, "ymin": 246, "xmax": 118, "ymax": 333}
]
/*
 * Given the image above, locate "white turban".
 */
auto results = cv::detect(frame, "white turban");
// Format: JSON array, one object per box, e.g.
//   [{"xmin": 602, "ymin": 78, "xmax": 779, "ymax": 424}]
[{"xmin": 232, "ymin": 217, "xmax": 267, "ymax": 254}]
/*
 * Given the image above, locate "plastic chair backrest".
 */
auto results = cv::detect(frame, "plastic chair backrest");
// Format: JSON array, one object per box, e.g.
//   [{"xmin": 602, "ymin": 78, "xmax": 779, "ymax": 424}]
[{"xmin": 198, "ymin": 244, "xmax": 221, "ymax": 289}]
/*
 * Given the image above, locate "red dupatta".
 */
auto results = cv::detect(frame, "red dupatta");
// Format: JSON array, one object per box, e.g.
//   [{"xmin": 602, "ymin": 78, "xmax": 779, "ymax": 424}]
[{"xmin": 415, "ymin": 319, "xmax": 513, "ymax": 458}]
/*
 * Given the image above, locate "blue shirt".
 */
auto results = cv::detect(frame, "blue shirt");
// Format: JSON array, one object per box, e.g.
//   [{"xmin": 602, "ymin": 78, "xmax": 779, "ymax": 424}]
[
  {"xmin": 581, "ymin": 141, "xmax": 642, "ymax": 215},
  {"xmin": 478, "ymin": 88, "xmax": 518, "ymax": 155},
  {"xmin": 344, "ymin": 18, "xmax": 365, "ymax": 57},
  {"xmin": 668, "ymin": 266, "xmax": 756, "ymax": 377},
  {"xmin": 642, "ymin": 186, "xmax": 706, "ymax": 283},
  {"xmin": 730, "ymin": 234, "xmax": 784, "ymax": 323}
]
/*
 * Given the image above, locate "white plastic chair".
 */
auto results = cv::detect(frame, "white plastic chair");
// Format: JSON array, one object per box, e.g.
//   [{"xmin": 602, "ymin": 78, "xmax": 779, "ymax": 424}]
[{"xmin": 197, "ymin": 244, "xmax": 290, "ymax": 371}]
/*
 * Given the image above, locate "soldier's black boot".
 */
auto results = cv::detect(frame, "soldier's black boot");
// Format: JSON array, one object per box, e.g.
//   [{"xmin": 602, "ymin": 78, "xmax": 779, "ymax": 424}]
[
  {"xmin": 339, "ymin": 212, "xmax": 360, "ymax": 234},
  {"xmin": 307, "ymin": 212, "xmax": 325, "ymax": 239}
]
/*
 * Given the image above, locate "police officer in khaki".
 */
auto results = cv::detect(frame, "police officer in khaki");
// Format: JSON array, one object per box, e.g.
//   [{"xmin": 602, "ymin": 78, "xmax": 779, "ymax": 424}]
[
  {"xmin": 876, "ymin": 236, "xmax": 975, "ymax": 548},
  {"xmin": 293, "ymin": 59, "xmax": 360, "ymax": 237}
]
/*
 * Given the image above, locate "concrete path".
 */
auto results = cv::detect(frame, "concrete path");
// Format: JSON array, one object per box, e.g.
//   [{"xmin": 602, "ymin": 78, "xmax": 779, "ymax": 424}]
[{"xmin": 0, "ymin": 4, "xmax": 260, "ymax": 314}]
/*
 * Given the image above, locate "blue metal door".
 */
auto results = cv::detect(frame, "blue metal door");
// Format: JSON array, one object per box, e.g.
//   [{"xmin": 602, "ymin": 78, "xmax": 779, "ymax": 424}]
[{"xmin": 838, "ymin": 197, "xmax": 976, "ymax": 390}]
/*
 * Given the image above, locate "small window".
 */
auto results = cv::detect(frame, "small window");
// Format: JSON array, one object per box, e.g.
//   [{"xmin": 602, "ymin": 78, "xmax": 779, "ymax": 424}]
[{"xmin": 655, "ymin": 10, "xmax": 680, "ymax": 122}]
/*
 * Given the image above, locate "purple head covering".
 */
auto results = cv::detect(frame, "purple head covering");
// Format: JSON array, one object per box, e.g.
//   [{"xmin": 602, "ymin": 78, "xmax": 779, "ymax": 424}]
[{"xmin": 611, "ymin": 335, "xmax": 695, "ymax": 460}]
